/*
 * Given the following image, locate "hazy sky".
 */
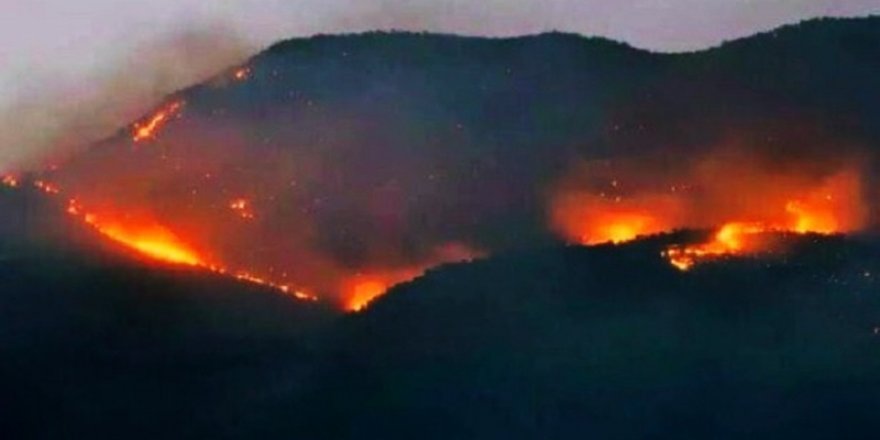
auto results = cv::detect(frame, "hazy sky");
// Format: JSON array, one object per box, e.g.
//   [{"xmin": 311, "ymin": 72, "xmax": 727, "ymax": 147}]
[
  {"xmin": 3, "ymin": 1, "xmax": 878, "ymax": 89},
  {"xmin": 0, "ymin": 0, "xmax": 877, "ymax": 168}
]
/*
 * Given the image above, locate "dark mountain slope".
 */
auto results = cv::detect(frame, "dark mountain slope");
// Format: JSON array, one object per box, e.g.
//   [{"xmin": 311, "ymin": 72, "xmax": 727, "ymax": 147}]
[
  {"xmin": 6, "ymin": 175, "xmax": 880, "ymax": 438},
  {"xmin": 4, "ymin": 16, "xmax": 880, "ymax": 439},
  {"xmin": 46, "ymin": 17, "xmax": 880, "ymax": 300},
  {"xmin": 290, "ymin": 234, "xmax": 880, "ymax": 439},
  {"xmin": 0, "ymin": 186, "xmax": 336, "ymax": 439}
]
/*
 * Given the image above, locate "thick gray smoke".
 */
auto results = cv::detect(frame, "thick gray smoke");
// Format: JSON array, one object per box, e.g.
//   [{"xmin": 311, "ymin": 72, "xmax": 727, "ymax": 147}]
[{"xmin": 0, "ymin": 24, "xmax": 254, "ymax": 171}]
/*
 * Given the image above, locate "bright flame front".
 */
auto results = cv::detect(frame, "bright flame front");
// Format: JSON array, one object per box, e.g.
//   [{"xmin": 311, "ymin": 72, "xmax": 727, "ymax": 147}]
[
  {"xmin": 84, "ymin": 215, "xmax": 204, "ymax": 266},
  {"xmin": 662, "ymin": 171, "xmax": 864, "ymax": 271},
  {"xmin": 133, "ymin": 101, "xmax": 184, "ymax": 142}
]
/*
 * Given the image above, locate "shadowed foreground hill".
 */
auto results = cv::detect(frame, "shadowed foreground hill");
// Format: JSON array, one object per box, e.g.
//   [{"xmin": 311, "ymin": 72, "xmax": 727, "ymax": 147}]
[
  {"xmin": 291, "ymin": 235, "xmax": 880, "ymax": 439},
  {"xmin": 4, "ymin": 180, "xmax": 880, "ymax": 438},
  {"xmin": 0, "ymin": 188, "xmax": 336, "ymax": 439}
]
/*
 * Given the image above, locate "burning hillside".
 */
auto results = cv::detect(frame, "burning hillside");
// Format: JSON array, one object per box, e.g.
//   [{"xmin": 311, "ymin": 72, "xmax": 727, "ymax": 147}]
[
  {"xmin": 11, "ymin": 23, "xmax": 880, "ymax": 310},
  {"xmin": 550, "ymin": 131, "xmax": 870, "ymax": 270},
  {"xmin": 5, "ymin": 18, "xmax": 880, "ymax": 440}
]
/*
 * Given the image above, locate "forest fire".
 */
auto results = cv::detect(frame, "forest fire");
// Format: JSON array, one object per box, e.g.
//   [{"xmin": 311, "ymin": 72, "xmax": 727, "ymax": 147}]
[
  {"xmin": 551, "ymin": 192, "xmax": 679, "ymax": 244},
  {"xmin": 3, "ymin": 177, "xmax": 322, "ymax": 302},
  {"xmin": 29, "ymin": 71, "xmax": 872, "ymax": 312},
  {"xmin": 346, "ymin": 278, "xmax": 389, "ymax": 312},
  {"xmin": 83, "ymin": 214, "xmax": 205, "ymax": 266},
  {"xmin": 132, "ymin": 100, "xmax": 185, "ymax": 142},
  {"xmin": 343, "ymin": 271, "xmax": 419, "ymax": 312},
  {"xmin": 340, "ymin": 244, "xmax": 477, "ymax": 311},
  {"xmin": 35, "ymin": 182, "xmax": 206, "ymax": 266},
  {"xmin": 662, "ymin": 167, "xmax": 865, "ymax": 270},
  {"xmin": 664, "ymin": 222, "xmax": 772, "ymax": 271},
  {"xmin": 9, "ymin": 169, "xmax": 474, "ymax": 310},
  {"xmin": 5, "ymin": 171, "xmax": 465, "ymax": 309},
  {"xmin": 552, "ymin": 151, "xmax": 867, "ymax": 271}
]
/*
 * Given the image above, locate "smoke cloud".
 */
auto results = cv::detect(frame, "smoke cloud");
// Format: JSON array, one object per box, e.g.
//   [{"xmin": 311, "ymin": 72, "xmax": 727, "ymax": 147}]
[{"xmin": 0, "ymin": 23, "xmax": 254, "ymax": 171}]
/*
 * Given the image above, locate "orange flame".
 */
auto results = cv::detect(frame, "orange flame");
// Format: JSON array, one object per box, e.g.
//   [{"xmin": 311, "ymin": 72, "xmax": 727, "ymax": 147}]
[
  {"xmin": 662, "ymin": 170, "xmax": 865, "ymax": 270},
  {"xmin": 550, "ymin": 190, "xmax": 682, "ymax": 245},
  {"xmin": 341, "ymin": 244, "xmax": 477, "ymax": 311},
  {"xmin": 343, "ymin": 270, "xmax": 421, "ymax": 312},
  {"xmin": 346, "ymin": 278, "xmax": 390, "ymax": 312},
  {"xmin": 133, "ymin": 100, "xmax": 184, "ymax": 142},
  {"xmin": 664, "ymin": 222, "xmax": 769, "ymax": 271},
  {"xmin": 81, "ymin": 212, "xmax": 204, "ymax": 266},
  {"xmin": 552, "ymin": 156, "xmax": 866, "ymax": 271},
  {"xmin": 53, "ymin": 177, "xmax": 466, "ymax": 309},
  {"xmin": 3, "ymin": 179, "xmax": 319, "ymax": 303}
]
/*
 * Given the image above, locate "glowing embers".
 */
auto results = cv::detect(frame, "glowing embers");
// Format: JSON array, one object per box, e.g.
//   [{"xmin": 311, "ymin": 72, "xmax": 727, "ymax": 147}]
[
  {"xmin": 229, "ymin": 198, "xmax": 255, "ymax": 219},
  {"xmin": 2, "ymin": 175, "xmax": 19, "ymax": 188},
  {"xmin": 34, "ymin": 180, "xmax": 61, "ymax": 194},
  {"xmin": 232, "ymin": 67, "xmax": 251, "ymax": 81},
  {"xmin": 228, "ymin": 270, "xmax": 319, "ymax": 301},
  {"xmin": 132, "ymin": 100, "xmax": 185, "ymax": 142}
]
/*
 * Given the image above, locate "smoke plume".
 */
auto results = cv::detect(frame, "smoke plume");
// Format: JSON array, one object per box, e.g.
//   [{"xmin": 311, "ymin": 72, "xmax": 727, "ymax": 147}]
[{"xmin": 0, "ymin": 24, "xmax": 254, "ymax": 171}]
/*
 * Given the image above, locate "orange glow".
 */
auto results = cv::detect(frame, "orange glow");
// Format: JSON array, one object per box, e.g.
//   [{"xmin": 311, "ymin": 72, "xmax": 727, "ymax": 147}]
[
  {"xmin": 133, "ymin": 100, "xmax": 184, "ymax": 142},
  {"xmin": 786, "ymin": 201, "xmax": 835, "ymax": 233},
  {"xmin": 664, "ymin": 222, "xmax": 768, "ymax": 271},
  {"xmin": 782, "ymin": 170, "xmax": 863, "ymax": 234},
  {"xmin": 290, "ymin": 290, "xmax": 320, "ymax": 302},
  {"xmin": 341, "ymin": 244, "xmax": 478, "ymax": 311},
  {"xmin": 594, "ymin": 213, "xmax": 660, "ymax": 244},
  {"xmin": 83, "ymin": 214, "xmax": 204, "ymax": 266},
  {"xmin": 38, "ymin": 177, "xmax": 470, "ymax": 309},
  {"xmin": 551, "ymin": 191, "xmax": 682, "ymax": 245},
  {"xmin": 229, "ymin": 198, "xmax": 255, "ymax": 219},
  {"xmin": 75, "ymin": 207, "xmax": 320, "ymax": 298},
  {"xmin": 714, "ymin": 222, "xmax": 764, "ymax": 252},
  {"xmin": 662, "ymin": 171, "xmax": 864, "ymax": 270},
  {"xmin": 551, "ymin": 151, "xmax": 866, "ymax": 272},
  {"xmin": 343, "ymin": 269, "xmax": 420, "ymax": 312},
  {"xmin": 59, "ymin": 192, "xmax": 204, "ymax": 267},
  {"xmin": 67, "ymin": 199, "xmax": 82, "ymax": 215},
  {"xmin": 233, "ymin": 67, "xmax": 251, "ymax": 81},
  {"xmin": 34, "ymin": 180, "xmax": 60, "ymax": 194},
  {"xmin": 3, "ymin": 179, "xmax": 319, "ymax": 303},
  {"xmin": 2, "ymin": 175, "xmax": 19, "ymax": 188},
  {"xmin": 346, "ymin": 278, "xmax": 389, "ymax": 312}
]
